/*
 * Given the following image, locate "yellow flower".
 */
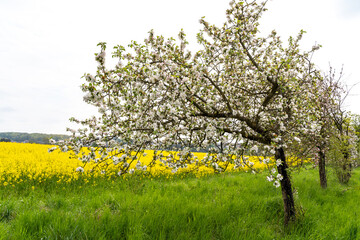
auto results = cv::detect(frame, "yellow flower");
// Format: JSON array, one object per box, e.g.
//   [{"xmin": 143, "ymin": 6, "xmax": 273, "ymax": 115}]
[{"xmin": 0, "ymin": 142, "xmax": 306, "ymax": 186}]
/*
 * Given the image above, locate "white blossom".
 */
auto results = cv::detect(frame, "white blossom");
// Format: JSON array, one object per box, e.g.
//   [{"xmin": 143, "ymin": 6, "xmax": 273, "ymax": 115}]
[
  {"xmin": 135, "ymin": 161, "xmax": 142, "ymax": 170},
  {"xmin": 267, "ymin": 175, "xmax": 274, "ymax": 182},
  {"xmin": 48, "ymin": 147, "xmax": 57, "ymax": 153},
  {"xmin": 250, "ymin": 145, "xmax": 258, "ymax": 153}
]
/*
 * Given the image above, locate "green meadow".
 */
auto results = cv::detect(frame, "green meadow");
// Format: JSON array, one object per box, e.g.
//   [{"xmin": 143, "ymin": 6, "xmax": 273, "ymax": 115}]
[{"xmin": 0, "ymin": 168, "xmax": 359, "ymax": 239}]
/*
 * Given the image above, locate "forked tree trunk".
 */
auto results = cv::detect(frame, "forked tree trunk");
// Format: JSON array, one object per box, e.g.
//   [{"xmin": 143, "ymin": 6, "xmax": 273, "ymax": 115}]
[
  {"xmin": 275, "ymin": 147, "xmax": 296, "ymax": 225},
  {"xmin": 318, "ymin": 148, "xmax": 327, "ymax": 189}
]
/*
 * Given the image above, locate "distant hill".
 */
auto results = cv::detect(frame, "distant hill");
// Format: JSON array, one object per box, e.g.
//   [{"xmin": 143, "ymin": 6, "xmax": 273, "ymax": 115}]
[{"xmin": 0, "ymin": 132, "xmax": 69, "ymax": 145}]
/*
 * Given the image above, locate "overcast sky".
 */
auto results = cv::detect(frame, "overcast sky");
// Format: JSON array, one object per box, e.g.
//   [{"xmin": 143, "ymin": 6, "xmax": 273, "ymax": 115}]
[{"xmin": 1, "ymin": 0, "xmax": 360, "ymax": 134}]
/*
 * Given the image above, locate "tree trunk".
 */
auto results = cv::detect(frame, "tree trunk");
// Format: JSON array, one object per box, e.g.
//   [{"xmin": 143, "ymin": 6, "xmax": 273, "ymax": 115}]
[
  {"xmin": 275, "ymin": 147, "xmax": 296, "ymax": 225},
  {"xmin": 318, "ymin": 148, "xmax": 327, "ymax": 189},
  {"xmin": 341, "ymin": 150, "xmax": 352, "ymax": 184}
]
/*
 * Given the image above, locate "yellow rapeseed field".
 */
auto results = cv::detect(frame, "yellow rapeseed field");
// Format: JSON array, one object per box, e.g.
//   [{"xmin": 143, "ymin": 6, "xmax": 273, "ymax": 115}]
[{"xmin": 0, "ymin": 142, "xmax": 281, "ymax": 186}]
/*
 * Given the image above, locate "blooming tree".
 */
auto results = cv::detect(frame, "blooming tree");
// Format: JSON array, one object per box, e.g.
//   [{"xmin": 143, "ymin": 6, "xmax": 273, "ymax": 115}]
[
  {"xmin": 56, "ymin": 0, "xmax": 325, "ymax": 224},
  {"xmin": 311, "ymin": 68, "xmax": 349, "ymax": 188},
  {"xmin": 289, "ymin": 67, "xmax": 343, "ymax": 189}
]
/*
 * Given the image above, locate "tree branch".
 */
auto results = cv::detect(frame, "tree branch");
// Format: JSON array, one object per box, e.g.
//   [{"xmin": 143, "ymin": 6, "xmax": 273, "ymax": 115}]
[{"xmin": 203, "ymin": 74, "xmax": 233, "ymax": 113}]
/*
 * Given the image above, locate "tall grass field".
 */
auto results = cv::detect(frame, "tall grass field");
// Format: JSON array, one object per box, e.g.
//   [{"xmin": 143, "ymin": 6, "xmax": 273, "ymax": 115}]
[{"xmin": 0, "ymin": 142, "xmax": 359, "ymax": 239}]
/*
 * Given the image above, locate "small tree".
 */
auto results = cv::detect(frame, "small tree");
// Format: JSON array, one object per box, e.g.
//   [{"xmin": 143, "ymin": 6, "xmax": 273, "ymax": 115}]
[
  {"xmin": 294, "ymin": 67, "xmax": 343, "ymax": 189},
  {"xmin": 325, "ymin": 68, "xmax": 358, "ymax": 184},
  {"xmin": 57, "ymin": 0, "xmax": 325, "ymax": 224},
  {"xmin": 352, "ymin": 114, "xmax": 360, "ymax": 163},
  {"xmin": 0, "ymin": 138, "xmax": 11, "ymax": 143},
  {"xmin": 329, "ymin": 113, "xmax": 358, "ymax": 184},
  {"xmin": 313, "ymin": 71, "xmax": 338, "ymax": 189}
]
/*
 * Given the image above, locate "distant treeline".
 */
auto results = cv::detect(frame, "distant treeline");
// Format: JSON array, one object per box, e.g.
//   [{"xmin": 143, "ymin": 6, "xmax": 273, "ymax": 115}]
[{"xmin": 0, "ymin": 132, "xmax": 69, "ymax": 145}]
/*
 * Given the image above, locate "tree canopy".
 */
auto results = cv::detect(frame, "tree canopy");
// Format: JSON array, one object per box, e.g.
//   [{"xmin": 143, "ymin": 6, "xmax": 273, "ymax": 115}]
[
  {"xmin": 63, "ymin": 0, "xmax": 323, "ymax": 157},
  {"xmin": 56, "ymin": 0, "xmax": 333, "ymax": 224}
]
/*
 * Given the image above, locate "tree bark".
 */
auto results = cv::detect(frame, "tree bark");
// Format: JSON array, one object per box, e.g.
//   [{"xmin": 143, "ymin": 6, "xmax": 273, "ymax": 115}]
[
  {"xmin": 340, "ymin": 149, "xmax": 352, "ymax": 184},
  {"xmin": 275, "ymin": 147, "xmax": 296, "ymax": 225},
  {"xmin": 318, "ymin": 148, "xmax": 327, "ymax": 189}
]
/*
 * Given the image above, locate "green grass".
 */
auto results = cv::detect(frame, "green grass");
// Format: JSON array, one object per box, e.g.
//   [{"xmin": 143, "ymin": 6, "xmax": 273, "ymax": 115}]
[{"xmin": 1, "ymin": 168, "xmax": 360, "ymax": 239}]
